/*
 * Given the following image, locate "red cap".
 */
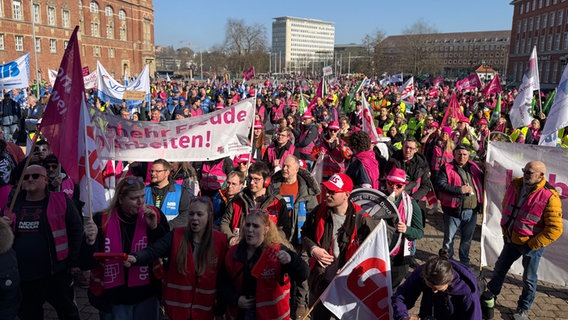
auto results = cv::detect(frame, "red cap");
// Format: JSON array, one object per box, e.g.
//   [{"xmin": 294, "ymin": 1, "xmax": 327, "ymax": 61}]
[
  {"xmin": 459, "ymin": 116, "xmax": 470, "ymax": 124},
  {"xmin": 235, "ymin": 154, "xmax": 254, "ymax": 164},
  {"xmin": 478, "ymin": 119, "xmax": 488, "ymax": 125},
  {"xmin": 328, "ymin": 121, "xmax": 340, "ymax": 130},
  {"xmin": 326, "ymin": 95, "xmax": 334, "ymax": 101},
  {"xmin": 254, "ymin": 120, "xmax": 263, "ymax": 129},
  {"xmin": 302, "ymin": 111, "xmax": 313, "ymax": 119},
  {"xmin": 322, "ymin": 173, "xmax": 354, "ymax": 193},
  {"xmin": 429, "ymin": 121, "xmax": 439, "ymax": 128}
]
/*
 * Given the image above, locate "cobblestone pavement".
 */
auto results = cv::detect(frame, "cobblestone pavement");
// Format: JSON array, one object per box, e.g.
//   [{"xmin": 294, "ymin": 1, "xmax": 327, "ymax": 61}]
[{"xmin": 44, "ymin": 212, "xmax": 568, "ymax": 320}]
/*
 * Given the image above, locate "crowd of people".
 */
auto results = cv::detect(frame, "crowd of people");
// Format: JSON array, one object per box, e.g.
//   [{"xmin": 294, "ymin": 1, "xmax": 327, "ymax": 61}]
[{"xmin": 0, "ymin": 74, "xmax": 563, "ymax": 320}]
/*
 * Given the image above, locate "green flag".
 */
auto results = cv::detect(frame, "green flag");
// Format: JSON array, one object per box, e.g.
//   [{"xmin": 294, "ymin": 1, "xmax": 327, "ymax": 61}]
[
  {"xmin": 542, "ymin": 89, "xmax": 557, "ymax": 115},
  {"xmin": 489, "ymin": 93, "xmax": 502, "ymax": 128}
]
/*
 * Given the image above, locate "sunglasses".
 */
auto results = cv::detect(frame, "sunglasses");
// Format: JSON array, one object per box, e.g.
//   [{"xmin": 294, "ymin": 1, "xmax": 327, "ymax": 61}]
[
  {"xmin": 23, "ymin": 173, "xmax": 45, "ymax": 180},
  {"xmin": 387, "ymin": 181, "xmax": 405, "ymax": 189}
]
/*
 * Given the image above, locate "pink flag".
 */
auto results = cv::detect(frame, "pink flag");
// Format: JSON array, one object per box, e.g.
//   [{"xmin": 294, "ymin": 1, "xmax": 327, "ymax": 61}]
[
  {"xmin": 427, "ymin": 87, "xmax": 439, "ymax": 99},
  {"xmin": 307, "ymin": 80, "xmax": 323, "ymax": 112},
  {"xmin": 243, "ymin": 67, "xmax": 255, "ymax": 81},
  {"xmin": 441, "ymin": 93, "xmax": 465, "ymax": 127},
  {"xmin": 320, "ymin": 220, "xmax": 392, "ymax": 319},
  {"xmin": 482, "ymin": 74, "xmax": 502, "ymax": 97},
  {"xmin": 82, "ymin": 66, "xmax": 90, "ymax": 77},
  {"xmin": 432, "ymin": 76, "xmax": 444, "ymax": 88},
  {"xmin": 361, "ymin": 93, "xmax": 380, "ymax": 143},
  {"xmin": 40, "ymin": 27, "xmax": 107, "ymax": 215},
  {"xmin": 456, "ymin": 74, "xmax": 481, "ymax": 91}
]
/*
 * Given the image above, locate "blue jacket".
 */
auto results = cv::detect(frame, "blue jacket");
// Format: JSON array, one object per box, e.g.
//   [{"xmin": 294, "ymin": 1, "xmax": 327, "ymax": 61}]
[{"xmin": 392, "ymin": 260, "xmax": 482, "ymax": 320}]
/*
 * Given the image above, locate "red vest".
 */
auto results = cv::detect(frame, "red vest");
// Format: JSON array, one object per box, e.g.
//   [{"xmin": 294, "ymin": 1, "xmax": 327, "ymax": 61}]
[
  {"xmin": 438, "ymin": 162, "xmax": 483, "ymax": 208},
  {"xmin": 296, "ymin": 126, "xmax": 316, "ymax": 159},
  {"xmin": 501, "ymin": 185, "xmax": 552, "ymax": 237},
  {"xmin": 320, "ymin": 141, "xmax": 347, "ymax": 178},
  {"xmin": 46, "ymin": 192, "xmax": 69, "ymax": 261},
  {"xmin": 162, "ymin": 228, "xmax": 227, "ymax": 320},
  {"xmin": 201, "ymin": 161, "xmax": 226, "ymax": 191},
  {"xmin": 225, "ymin": 244, "xmax": 291, "ymax": 320}
]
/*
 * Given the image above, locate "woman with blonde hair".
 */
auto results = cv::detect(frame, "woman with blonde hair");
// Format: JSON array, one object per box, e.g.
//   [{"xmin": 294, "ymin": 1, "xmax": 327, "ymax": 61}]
[
  {"xmin": 125, "ymin": 197, "xmax": 227, "ymax": 320},
  {"xmin": 83, "ymin": 176, "xmax": 170, "ymax": 320},
  {"xmin": 221, "ymin": 210, "xmax": 308, "ymax": 320}
]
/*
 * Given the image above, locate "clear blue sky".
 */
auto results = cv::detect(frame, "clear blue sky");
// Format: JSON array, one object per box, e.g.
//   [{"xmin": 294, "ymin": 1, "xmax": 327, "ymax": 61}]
[{"xmin": 154, "ymin": 0, "xmax": 514, "ymax": 50}]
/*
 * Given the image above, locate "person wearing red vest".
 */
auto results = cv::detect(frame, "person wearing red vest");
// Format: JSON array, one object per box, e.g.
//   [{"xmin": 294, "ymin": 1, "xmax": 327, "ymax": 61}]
[
  {"xmin": 301, "ymin": 173, "xmax": 376, "ymax": 320},
  {"xmin": 82, "ymin": 176, "xmax": 170, "ymax": 320},
  {"xmin": 317, "ymin": 121, "xmax": 350, "ymax": 180},
  {"xmin": 3, "ymin": 164, "xmax": 83, "ymax": 320},
  {"xmin": 198, "ymin": 157, "xmax": 234, "ymax": 199},
  {"xmin": 263, "ymin": 127, "xmax": 296, "ymax": 172},
  {"xmin": 221, "ymin": 209, "xmax": 308, "ymax": 320},
  {"xmin": 434, "ymin": 144, "xmax": 483, "ymax": 268},
  {"xmin": 126, "ymin": 197, "xmax": 228, "ymax": 320},
  {"xmin": 487, "ymin": 161, "xmax": 563, "ymax": 320},
  {"xmin": 294, "ymin": 112, "xmax": 319, "ymax": 171}
]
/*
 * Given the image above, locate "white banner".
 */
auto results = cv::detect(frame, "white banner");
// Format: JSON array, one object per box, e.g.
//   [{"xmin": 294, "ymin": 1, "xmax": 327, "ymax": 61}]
[
  {"xmin": 510, "ymin": 46, "xmax": 539, "ymax": 129},
  {"xmin": 0, "ymin": 53, "xmax": 30, "ymax": 90},
  {"xmin": 323, "ymin": 66, "xmax": 333, "ymax": 76},
  {"xmin": 482, "ymin": 142, "xmax": 568, "ymax": 286},
  {"xmin": 49, "ymin": 69, "xmax": 97, "ymax": 89},
  {"xmin": 539, "ymin": 64, "xmax": 568, "ymax": 146},
  {"xmin": 91, "ymin": 98, "xmax": 255, "ymax": 162},
  {"xmin": 321, "ymin": 220, "xmax": 392, "ymax": 319},
  {"xmin": 96, "ymin": 61, "xmax": 150, "ymax": 106}
]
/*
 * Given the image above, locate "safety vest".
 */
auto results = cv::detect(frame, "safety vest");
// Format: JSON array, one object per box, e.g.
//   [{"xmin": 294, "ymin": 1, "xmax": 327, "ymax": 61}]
[
  {"xmin": 230, "ymin": 198, "xmax": 246, "ymax": 231},
  {"xmin": 162, "ymin": 228, "xmax": 227, "ymax": 320},
  {"xmin": 145, "ymin": 184, "xmax": 182, "ymax": 219},
  {"xmin": 225, "ymin": 244, "xmax": 291, "ymax": 320},
  {"xmin": 190, "ymin": 107, "xmax": 203, "ymax": 117},
  {"xmin": 271, "ymin": 103, "xmax": 286, "ymax": 122},
  {"xmin": 46, "ymin": 192, "xmax": 69, "ymax": 261},
  {"xmin": 201, "ymin": 161, "xmax": 226, "ymax": 191},
  {"xmin": 296, "ymin": 126, "xmax": 316, "ymax": 158},
  {"xmin": 438, "ymin": 162, "xmax": 483, "ymax": 208},
  {"xmin": 266, "ymin": 144, "xmax": 296, "ymax": 166},
  {"xmin": 501, "ymin": 185, "xmax": 552, "ymax": 237},
  {"xmin": 321, "ymin": 144, "xmax": 346, "ymax": 179}
]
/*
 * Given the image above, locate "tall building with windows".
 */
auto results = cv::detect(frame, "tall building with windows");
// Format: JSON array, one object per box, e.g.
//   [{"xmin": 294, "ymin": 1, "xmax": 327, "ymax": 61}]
[
  {"xmin": 0, "ymin": 0, "xmax": 155, "ymax": 87},
  {"xmin": 509, "ymin": 0, "xmax": 568, "ymax": 89},
  {"xmin": 271, "ymin": 16, "xmax": 335, "ymax": 74}
]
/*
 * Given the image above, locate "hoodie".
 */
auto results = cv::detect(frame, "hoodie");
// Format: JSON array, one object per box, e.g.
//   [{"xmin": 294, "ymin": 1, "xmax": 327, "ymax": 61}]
[{"xmin": 392, "ymin": 260, "xmax": 482, "ymax": 320}]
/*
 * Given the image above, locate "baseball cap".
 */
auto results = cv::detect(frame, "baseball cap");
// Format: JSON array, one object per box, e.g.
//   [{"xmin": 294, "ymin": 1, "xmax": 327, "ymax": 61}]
[{"xmin": 322, "ymin": 173, "xmax": 353, "ymax": 193}]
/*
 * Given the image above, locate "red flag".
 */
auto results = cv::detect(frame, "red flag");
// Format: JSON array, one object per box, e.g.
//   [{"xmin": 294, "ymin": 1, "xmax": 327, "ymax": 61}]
[
  {"xmin": 482, "ymin": 74, "xmax": 502, "ymax": 97},
  {"xmin": 40, "ymin": 26, "xmax": 107, "ymax": 215},
  {"xmin": 82, "ymin": 66, "xmax": 90, "ymax": 77},
  {"xmin": 307, "ymin": 80, "xmax": 323, "ymax": 112},
  {"xmin": 432, "ymin": 76, "xmax": 444, "ymax": 88},
  {"xmin": 456, "ymin": 74, "xmax": 481, "ymax": 91},
  {"xmin": 243, "ymin": 67, "xmax": 255, "ymax": 81},
  {"xmin": 441, "ymin": 93, "xmax": 465, "ymax": 127},
  {"xmin": 427, "ymin": 87, "xmax": 439, "ymax": 99}
]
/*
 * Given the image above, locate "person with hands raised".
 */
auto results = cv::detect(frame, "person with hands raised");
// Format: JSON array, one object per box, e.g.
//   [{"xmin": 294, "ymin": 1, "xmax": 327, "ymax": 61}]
[
  {"xmin": 221, "ymin": 209, "xmax": 308, "ymax": 320},
  {"xmin": 82, "ymin": 176, "xmax": 169, "ymax": 320}
]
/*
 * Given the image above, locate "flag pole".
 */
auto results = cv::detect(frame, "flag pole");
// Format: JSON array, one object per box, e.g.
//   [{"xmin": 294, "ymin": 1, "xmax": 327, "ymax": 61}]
[
  {"xmin": 245, "ymin": 95, "xmax": 256, "ymax": 176},
  {"xmin": 301, "ymin": 299, "xmax": 320, "ymax": 320},
  {"xmin": 81, "ymin": 97, "xmax": 94, "ymax": 218},
  {"xmin": 8, "ymin": 131, "xmax": 41, "ymax": 212}
]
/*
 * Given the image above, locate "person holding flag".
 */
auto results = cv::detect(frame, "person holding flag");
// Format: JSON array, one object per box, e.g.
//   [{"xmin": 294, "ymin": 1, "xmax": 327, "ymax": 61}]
[{"xmin": 301, "ymin": 173, "xmax": 376, "ymax": 319}]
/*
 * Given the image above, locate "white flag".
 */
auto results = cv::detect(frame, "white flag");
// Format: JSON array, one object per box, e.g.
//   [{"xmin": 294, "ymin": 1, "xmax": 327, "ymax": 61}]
[
  {"xmin": 361, "ymin": 93, "xmax": 380, "ymax": 143},
  {"xmin": 0, "ymin": 53, "xmax": 30, "ymax": 90},
  {"xmin": 320, "ymin": 220, "xmax": 392, "ymax": 320},
  {"xmin": 539, "ymin": 64, "xmax": 568, "ymax": 146},
  {"xmin": 398, "ymin": 76, "xmax": 415, "ymax": 101},
  {"xmin": 510, "ymin": 46, "xmax": 540, "ymax": 129}
]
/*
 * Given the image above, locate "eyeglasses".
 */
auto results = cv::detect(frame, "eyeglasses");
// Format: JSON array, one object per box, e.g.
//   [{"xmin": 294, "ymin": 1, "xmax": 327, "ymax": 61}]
[
  {"xmin": 150, "ymin": 169, "xmax": 168, "ymax": 173},
  {"xmin": 23, "ymin": 173, "xmax": 45, "ymax": 180},
  {"xmin": 387, "ymin": 181, "xmax": 405, "ymax": 189},
  {"xmin": 247, "ymin": 176, "xmax": 263, "ymax": 183}
]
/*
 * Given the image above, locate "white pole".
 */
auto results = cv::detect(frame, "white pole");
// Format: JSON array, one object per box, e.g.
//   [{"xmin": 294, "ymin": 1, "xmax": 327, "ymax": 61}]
[{"xmin": 30, "ymin": 0, "xmax": 40, "ymax": 98}]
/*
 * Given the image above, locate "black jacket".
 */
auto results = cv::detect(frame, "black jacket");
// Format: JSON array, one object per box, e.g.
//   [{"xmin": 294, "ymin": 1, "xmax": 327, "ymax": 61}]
[{"xmin": 384, "ymin": 150, "xmax": 432, "ymax": 201}]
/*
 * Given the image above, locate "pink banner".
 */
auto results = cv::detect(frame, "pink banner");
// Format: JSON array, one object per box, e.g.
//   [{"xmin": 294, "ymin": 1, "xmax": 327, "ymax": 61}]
[
  {"xmin": 456, "ymin": 74, "xmax": 481, "ymax": 91},
  {"xmin": 243, "ymin": 67, "xmax": 255, "ymax": 81}
]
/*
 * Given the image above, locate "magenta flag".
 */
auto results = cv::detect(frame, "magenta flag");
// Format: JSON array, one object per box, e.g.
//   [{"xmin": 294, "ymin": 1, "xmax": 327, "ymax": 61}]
[
  {"xmin": 243, "ymin": 67, "xmax": 255, "ymax": 81},
  {"xmin": 432, "ymin": 76, "xmax": 444, "ymax": 88},
  {"xmin": 307, "ymin": 80, "xmax": 323, "ymax": 112},
  {"xmin": 441, "ymin": 93, "xmax": 465, "ymax": 127},
  {"xmin": 456, "ymin": 74, "xmax": 481, "ymax": 91},
  {"xmin": 40, "ymin": 26, "xmax": 107, "ymax": 215},
  {"xmin": 482, "ymin": 74, "xmax": 502, "ymax": 97}
]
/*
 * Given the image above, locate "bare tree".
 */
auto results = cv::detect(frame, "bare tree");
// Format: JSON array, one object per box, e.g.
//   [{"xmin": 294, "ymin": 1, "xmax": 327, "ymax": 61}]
[{"xmin": 224, "ymin": 18, "xmax": 267, "ymax": 55}]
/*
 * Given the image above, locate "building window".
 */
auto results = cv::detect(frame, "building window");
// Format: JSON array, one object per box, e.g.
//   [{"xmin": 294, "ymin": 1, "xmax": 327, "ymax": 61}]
[
  {"xmin": 106, "ymin": 24, "xmax": 114, "ymax": 39},
  {"xmin": 13, "ymin": 0, "xmax": 23, "ymax": 20},
  {"xmin": 558, "ymin": 10, "xmax": 563, "ymax": 26},
  {"xmin": 64, "ymin": 40, "xmax": 68, "ymax": 49},
  {"xmin": 90, "ymin": 1, "xmax": 98, "ymax": 13},
  {"xmin": 33, "ymin": 3, "xmax": 40, "ymax": 23},
  {"xmin": 91, "ymin": 22, "xmax": 99, "ymax": 37},
  {"xmin": 62, "ymin": 10, "xmax": 70, "ymax": 28},
  {"xmin": 118, "ymin": 9, "xmax": 126, "ymax": 20},
  {"xmin": 550, "ymin": 12, "xmax": 555, "ymax": 27},
  {"xmin": 105, "ymin": 5, "xmax": 113, "ymax": 16},
  {"xmin": 15, "ymin": 35, "xmax": 24, "ymax": 51},
  {"xmin": 120, "ymin": 26, "xmax": 127, "ymax": 41},
  {"xmin": 564, "ymin": 32, "xmax": 568, "ymax": 50},
  {"xmin": 35, "ymin": 37, "xmax": 41, "ymax": 52},
  {"xmin": 555, "ymin": 34, "xmax": 561, "ymax": 50},
  {"xmin": 0, "ymin": 34, "xmax": 4, "ymax": 50},
  {"xmin": 94, "ymin": 46, "xmax": 100, "ymax": 57},
  {"xmin": 547, "ymin": 35, "xmax": 553, "ymax": 51},
  {"xmin": 535, "ymin": 15, "xmax": 540, "ymax": 29},
  {"xmin": 108, "ymin": 48, "xmax": 114, "ymax": 58},
  {"xmin": 47, "ymin": 6, "xmax": 55, "ymax": 25},
  {"xmin": 0, "ymin": 1, "xmax": 3, "ymax": 17},
  {"xmin": 50, "ymin": 39, "xmax": 56, "ymax": 53}
]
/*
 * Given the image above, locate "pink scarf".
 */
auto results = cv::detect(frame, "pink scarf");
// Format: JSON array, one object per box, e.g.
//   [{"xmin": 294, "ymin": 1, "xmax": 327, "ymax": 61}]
[{"xmin": 103, "ymin": 208, "xmax": 150, "ymax": 289}]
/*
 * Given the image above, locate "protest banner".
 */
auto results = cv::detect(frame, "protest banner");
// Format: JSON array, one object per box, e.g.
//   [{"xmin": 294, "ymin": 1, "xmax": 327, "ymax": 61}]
[
  {"xmin": 0, "ymin": 53, "xmax": 30, "ymax": 90},
  {"xmin": 91, "ymin": 98, "xmax": 255, "ymax": 162},
  {"xmin": 482, "ymin": 141, "xmax": 568, "ymax": 286},
  {"xmin": 96, "ymin": 61, "xmax": 150, "ymax": 106},
  {"xmin": 456, "ymin": 73, "xmax": 482, "ymax": 91}
]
